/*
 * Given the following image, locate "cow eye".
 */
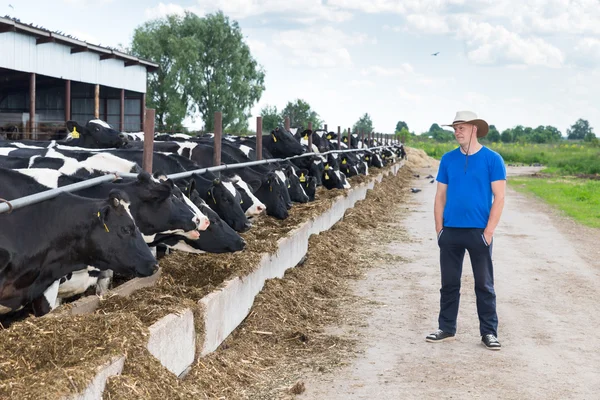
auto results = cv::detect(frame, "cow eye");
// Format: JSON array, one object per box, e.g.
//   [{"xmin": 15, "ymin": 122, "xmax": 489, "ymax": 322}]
[{"xmin": 121, "ymin": 226, "xmax": 133, "ymax": 235}]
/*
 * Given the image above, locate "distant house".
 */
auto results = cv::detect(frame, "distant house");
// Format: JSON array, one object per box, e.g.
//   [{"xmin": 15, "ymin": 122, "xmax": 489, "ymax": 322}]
[{"xmin": 0, "ymin": 16, "xmax": 158, "ymax": 138}]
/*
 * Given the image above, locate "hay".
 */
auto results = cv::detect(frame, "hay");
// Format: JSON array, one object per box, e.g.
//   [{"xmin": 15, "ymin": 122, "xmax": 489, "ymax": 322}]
[
  {"xmin": 404, "ymin": 146, "xmax": 441, "ymax": 169},
  {"xmin": 0, "ymin": 163, "xmax": 413, "ymax": 400}
]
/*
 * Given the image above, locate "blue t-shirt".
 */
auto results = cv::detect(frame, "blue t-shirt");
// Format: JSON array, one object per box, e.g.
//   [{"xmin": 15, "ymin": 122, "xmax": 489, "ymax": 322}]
[{"xmin": 436, "ymin": 146, "xmax": 506, "ymax": 228}]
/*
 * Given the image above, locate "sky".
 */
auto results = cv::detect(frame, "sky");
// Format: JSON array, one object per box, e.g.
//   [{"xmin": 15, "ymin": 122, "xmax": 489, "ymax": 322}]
[{"xmin": 5, "ymin": 0, "xmax": 600, "ymax": 136}]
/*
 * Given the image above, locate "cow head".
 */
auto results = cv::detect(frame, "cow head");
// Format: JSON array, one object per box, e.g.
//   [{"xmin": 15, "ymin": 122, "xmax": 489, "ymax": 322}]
[
  {"xmin": 298, "ymin": 171, "xmax": 317, "ymax": 201},
  {"xmin": 192, "ymin": 175, "xmax": 251, "ymax": 233},
  {"xmin": 255, "ymin": 172, "xmax": 289, "ymax": 220},
  {"xmin": 230, "ymin": 178, "xmax": 267, "ymax": 217},
  {"xmin": 285, "ymin": 166, "xmax": 309, "ymax": 203},
  {"xmin": 131, "ymin": 172, "xmax": 200, "ymax": 236},
  {"xmin": 0, "ymin": 248, "xmax": 10, "ymax": 272},
  {"xmin": 66, "ymin": 119, "xmax": 129, "ymax": 148},
  {"xmin": 322, "ymin": 169, "xmax": 350, "ymax": 190},
  {"xmin": 89, "ymin": 190, "xmax": 157, "ymax": 277},
  {"xmin": 266, "ymin": 127, "xmax": 305, "ymax": 157}
]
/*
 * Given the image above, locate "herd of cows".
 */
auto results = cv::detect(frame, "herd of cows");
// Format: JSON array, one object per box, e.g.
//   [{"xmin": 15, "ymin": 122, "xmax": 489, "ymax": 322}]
[{"xmin": 0, "ymin": 119, "xmax": 405, "ymax": 324}]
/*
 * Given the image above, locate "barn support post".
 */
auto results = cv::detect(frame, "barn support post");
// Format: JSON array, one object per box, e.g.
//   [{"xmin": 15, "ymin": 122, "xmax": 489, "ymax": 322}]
[
  {"xmin": 142, "ymin": 108, "xmax": 155, "ymax": 173},
  {"xmin": 361, "ymin": 130, "xmax": 365, "ymax": 147},
  {"xmin": 94, "ymin": 84, "xmax": 100, "ymax": 119},
  {"xmin": 307, "ymin": 121, "xmax": 313, "ymax": 151},
  {"xmin": 65, "ymin": 80, "xmax": 71, "ymax": 122},
  {"xmin": 337, "ymin": 126, "xmax": 341, "ymax": 148},
  {"xmin": 347, "ymin": 127, "xmax": 351, "ymax": 148},
  {"xmin": 284, "ymin": 116, "xmax": 290, "ymax": 131},
  {"xmin": 324, "ymin": 123, "xmax": 328, "ymax": 131},
  {"xmin": 28, "ymin": 73, "xmax": 35, "ymax": 140},
  {"xmin": 140, "ymin": 93, "xmax": 146, "ymax": 132},
  {"xmin": 213, "ymin": 111, "xmax": 222, "ymax": 167},
  {"xmin": 256, "ymin": 116, "xmax": 263, "ymax": 160},
  {"xmin": 120, "ymin": 89, "xmax": 125, "ymax": 132}
]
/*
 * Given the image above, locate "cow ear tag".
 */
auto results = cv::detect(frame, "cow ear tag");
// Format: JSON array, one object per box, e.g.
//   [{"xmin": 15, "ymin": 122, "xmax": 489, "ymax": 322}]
[
  {"xmin": 299, "ymin": 173, "xmax": 306, "ymax": 182},
  {"xmin": 325, "ymin": 173, "xmax": 329, "ymax": 180},
  {"xmin": 342, "ymin": 159, "xmax": 347, "ymax": 165},
  {"xmin": 71, "ymin": 126, "xmax": 80, "ymax": 139},
  {"xmin": 272, "ymin": 134, "xmax": 277, "ymax": 143},
  {"xmin": 326, "ymin": 134, "xmax": 332, "ymax": 139},
  {"xmin": 97, "ymin": 211, "xmax": 109, "ymax": 232},
  {"xmin": 324, "ymin": 164, "xmax": 329, "ymax": 170},
  {"xmin": 208, "ymin": 190, "xmax": 216, "ymax": 204}
]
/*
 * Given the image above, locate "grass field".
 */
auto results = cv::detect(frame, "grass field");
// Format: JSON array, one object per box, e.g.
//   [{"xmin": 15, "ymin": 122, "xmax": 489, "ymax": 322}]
[
  {"xmin": 509, "ymin": 176, "xmax": 600, "ymax": 228},
  {"xmin": 411, "ymin": 141, "xmax": 600, "ymax": 176},
  {"xmin": 409, "ymin": 140, "xmax": 600, "ymax": 229}
]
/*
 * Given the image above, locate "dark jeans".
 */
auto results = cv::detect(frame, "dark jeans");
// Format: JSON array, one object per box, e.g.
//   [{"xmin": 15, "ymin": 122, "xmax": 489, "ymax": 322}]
[{"xmin": 437, "ymin": 227, "xmax": 498, "ymax": 337}]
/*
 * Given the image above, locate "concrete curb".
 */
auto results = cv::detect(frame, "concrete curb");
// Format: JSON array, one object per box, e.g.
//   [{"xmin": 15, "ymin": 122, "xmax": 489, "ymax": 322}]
[
  {"xmin": 65, "ymin": 356, "xmax": 125, "ymax": 400},
  {"xmin": 199, "ymin": 163, "xmax": 402, "ymax": 355}
]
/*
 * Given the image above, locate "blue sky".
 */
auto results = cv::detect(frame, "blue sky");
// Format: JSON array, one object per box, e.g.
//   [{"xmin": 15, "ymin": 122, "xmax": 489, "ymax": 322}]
[{"xmin": 6, "ymin": 0, "xmax": 600, "ymax": 136}]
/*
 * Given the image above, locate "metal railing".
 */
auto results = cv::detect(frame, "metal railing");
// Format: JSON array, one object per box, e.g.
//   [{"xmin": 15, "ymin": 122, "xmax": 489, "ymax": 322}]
[{"xmin": 0, "ymin": 110, "xmax": 402, "ymax": 215}]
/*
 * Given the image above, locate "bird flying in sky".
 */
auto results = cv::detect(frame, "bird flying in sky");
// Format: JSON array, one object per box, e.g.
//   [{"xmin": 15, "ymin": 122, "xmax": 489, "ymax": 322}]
[{"xmin": 431, "ymin": 52, "xmax": 440, "ymax": 56}]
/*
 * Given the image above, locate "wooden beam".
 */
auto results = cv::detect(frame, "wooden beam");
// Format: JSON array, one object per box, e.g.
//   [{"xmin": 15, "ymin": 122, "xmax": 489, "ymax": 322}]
[
  {"xmin": 70, "ymin": 46, "xmax": 88, "ymax": 54},
  {"xmin": 100, "ymin": 53, "xmax": 116, "ymax": 61},
  {"xmin": 143, "ymin": 109, "xmax": 155, "ymax": 173},
  {"xmin": 65, "ymin": 80, "xmax": 71, "ymax": 121},
  {"xmin": 94, "ymin": 84, "xmax": 99, "ymax": 119},
  {"xmin": 120, "ymin": 89, "xmax": 125, "ymax": 132},
  {"xmin": 29, "ymin": 73, "xmax": 36, "ymax": 140},
  {"xmin": 0, "ymin": 25, "xmax": 16, "ymax": 33},
  {"xmin": 124, "ymin": 60, "xmax": 140, "ymax": 67},
  {"xmin": 213, "ymin": 112, "xmax": 222, "ymax": 167},
  {"xmin": 256, "ymin": 116, "xmax": 263, "ymax": 160},
  {"xmin": 36, "ymin": 36, "xmax": 55, "ymax": 45}
]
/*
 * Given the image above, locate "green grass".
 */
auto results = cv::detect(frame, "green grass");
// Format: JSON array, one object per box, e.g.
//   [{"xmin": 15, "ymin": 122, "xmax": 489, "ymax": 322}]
[
  {"xmin": 410, "ymin": 141, "xmax": 600, "ymax": 176},
  {"xmin": 509, "ymin": 177, "xmax": 600, "ymax": 228}
]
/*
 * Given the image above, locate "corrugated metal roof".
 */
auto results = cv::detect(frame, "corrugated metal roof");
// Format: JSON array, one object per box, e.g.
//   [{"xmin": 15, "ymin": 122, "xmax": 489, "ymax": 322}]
[{"xmin": 0, "ymin": 16, "xmax": 159, "ymax": 72}]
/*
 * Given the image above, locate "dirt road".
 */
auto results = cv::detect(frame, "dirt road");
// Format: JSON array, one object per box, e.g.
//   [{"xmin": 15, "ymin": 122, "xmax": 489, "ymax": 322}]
[{"xmin": 298, "ymin": 166, "xmax": 600, "ymax": 400}]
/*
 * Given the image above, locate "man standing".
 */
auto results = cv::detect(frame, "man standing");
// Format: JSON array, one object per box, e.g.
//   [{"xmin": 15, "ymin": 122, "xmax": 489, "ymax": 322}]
[{"xmin": 426, "ymin": 111, "xmax": 507, "ymax": 350}]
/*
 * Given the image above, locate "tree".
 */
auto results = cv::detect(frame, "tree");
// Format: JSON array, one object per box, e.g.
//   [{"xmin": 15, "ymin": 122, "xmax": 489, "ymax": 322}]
[
  {"xmin": 500, "ymin": 129, "xmax": 512, "ymax": 143},
  {"xmin": 260, "ymin": 105, "xmax": 282, "ymax": 133},
  {"xmin": 567, "ymin": 118, "xmax": 593, "ymax": 140},
  {"xmin": 280, "ymin": 99, "xmax": 322, "ymax": 129},
  {"xmin": 353, "ymin": 113, "xmax": 374, "ymax": 135},
  {"xmin": 428, "ymin": 123, "xmax": 454, "ymax": 142},
  {"xmin": 131, "ymin": 11, "xmax": 265, "ymax": 132},
  {"xmin": 486, "ymin": 124, "xmax": 501, "ymax": 142},
  {"xmin": 395, "ymin": 120, "xmax": 409, "ymax": 133},
  {"xmin": 131, "ymin": 15, "xmax": 193, "ymax": 131}
]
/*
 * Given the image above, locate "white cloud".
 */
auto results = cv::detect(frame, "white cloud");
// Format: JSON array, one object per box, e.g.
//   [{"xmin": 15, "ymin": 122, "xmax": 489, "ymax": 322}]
[
  {"xmin": 405, "ymin": 14, "xmax": 450, "ymax": 34},
  {"xmin": 349, "ymin": 79, "xmax": 375, "ymax": 88},
  {"xmin": 192, "ymin": 0, "xmax": 352, "ymax": 23},
  {"xmin": 571, "ymin": 37, "xmax": 600, "ymax": 67},
  {"xmin": 272, "ymin": 26, "xmax": 371, "ymax": 68},
  {"xmin": 145, "ymin": 3, "xmax": 187, "ymax": 19},
  {"xmin": 62, "ymin": 0, "xmax": 114, "ymax": 4},
  {"xmin": 361, "ymin": 64, "xmax": 414, "ymax": 77},
  {"xmin": 397, "ymin": 87, "xmax": 422, "ymax": 102}
]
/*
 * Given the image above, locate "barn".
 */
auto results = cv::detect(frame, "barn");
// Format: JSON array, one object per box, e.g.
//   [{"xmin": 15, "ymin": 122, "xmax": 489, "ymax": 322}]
[{"xmin": 0, "ymin": 16, "xmax": 158, "ymax": 139}]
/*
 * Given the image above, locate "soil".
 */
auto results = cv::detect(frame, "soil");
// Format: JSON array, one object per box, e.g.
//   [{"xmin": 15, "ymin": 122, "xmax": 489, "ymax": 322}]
[{"xmin": 297, "ymin": 164, "xmax": 600, "ymax": 400}]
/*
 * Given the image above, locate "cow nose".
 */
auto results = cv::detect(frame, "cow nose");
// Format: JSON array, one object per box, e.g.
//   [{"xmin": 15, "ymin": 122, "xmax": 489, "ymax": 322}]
[
  {"xmin": 197, "ymin": 217, "xmax": 210, "ymax": 231},
  {"xmin": 256, "ymin": 205, "xmax": 265, "ymax": 213},
  {"xmin": 152, "ymin": 264, "xmax": 159, "ymax": 273},
  {"xmin": 118, "ymin": 133, "xmax": 127, "ymax": 140},
  {"xmin": 243, "ymin": 221, "xmax": 253, "ymax": 231}
]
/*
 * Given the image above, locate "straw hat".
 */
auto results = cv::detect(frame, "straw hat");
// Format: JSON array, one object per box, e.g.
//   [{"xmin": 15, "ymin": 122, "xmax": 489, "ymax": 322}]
[{"xmin": 442, "ymin": 110, "xmax": 489, "ymax": 138}]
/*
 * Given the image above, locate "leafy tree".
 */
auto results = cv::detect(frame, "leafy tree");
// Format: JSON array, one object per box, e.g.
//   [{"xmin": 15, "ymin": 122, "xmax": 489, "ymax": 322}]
[
  {"xmin": 486, "ymin": 124, "xmax": 501, "ymax": 142},
  {"xmin": 131, "ymin": 11, "xmax": 265, "ymax": 132},
  {"xmin": 353, "ymin": 113, "xmax": 374, "ymax": 135},
  {"xmin": 280, "ymin": 99, "xmax": 322, "ymax": 129},
  {"xmin": 396, "ymin": 126, "xmax": 410, "ymax": 142},
  {"xmin": 260, "ymin": 105, "xmax": 281, "ymax": 133},
  {"xmin": 428, "ymin": 123, "xmax": 454, "ymax": 142},
  {"xmin": 395, "ymin": 120, "xmax": 409, "ymax": 133},
  {"xmin": 500, "ymin": 129, "xmax": 512, "ymax": 143},
  {"xmin": 568, "ymin": 118, "xmax": 593, "ymax": 140}
]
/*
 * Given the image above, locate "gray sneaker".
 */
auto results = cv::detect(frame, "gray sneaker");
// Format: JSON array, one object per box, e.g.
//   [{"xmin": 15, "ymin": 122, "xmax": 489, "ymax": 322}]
[
  {"xmin": 425, "ymin": 329, "xmax": 455, "ymax": 342},
  {"xmin": 481, "ymin": 334, "xmax": 501, "ymax": 350}
]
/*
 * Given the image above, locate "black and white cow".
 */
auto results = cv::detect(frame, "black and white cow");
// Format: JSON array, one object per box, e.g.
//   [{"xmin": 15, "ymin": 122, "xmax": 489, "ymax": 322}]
[{"xmin": 0, "ymin": 190, "xmax": 157, "ymax": 316}]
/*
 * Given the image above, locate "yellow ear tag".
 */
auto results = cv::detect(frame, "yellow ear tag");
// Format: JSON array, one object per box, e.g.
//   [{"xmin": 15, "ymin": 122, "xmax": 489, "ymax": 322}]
[
  {"xmin": 343, "ymin": 137, "xmax": 347, "ymax": 142},
  {"xmin": 325, "ymin": 173, "xmax": 329, "ymax": 180},
  {"xmin": 240, "ymin": 199, "xmax": 243, "ymax": 204},
  {"xmin": 303, "ymin": 135, "xmax": 308, "ymax": 140},
  {"xmin": 324, "ymin": 164, "xmax": 330, "ymax": 170},
  {"xmin": 342, "ymin": 159, "xmax": 347, "ymax": 165},
  {"xmin": 208, "ymin": 190, "xmax": 216, "ymax": 205},
  {"xmin": 288, "ymin": 184, "xmax": 291, "ymax": 188},
  {"xmin": 365, "ymin": 156, "xmax": 370, "ymax": 160},
  {"xmin": 269, "ymin": 185, "xmax": 273, "ymax": 192},
  {"xmin": 326, "ymin": 134, "xmax": 332, "ymax": 139},
  {"xmin": 71, "ymin": 126, "xmax": 80, "ymax": 139},
  {"xmin": 299, "ymin": 173, "xmax": 306, "ymax": 182},
  {"xmin": 98, "ymin": 212, "xmax": 109, "ymax": 232},
  {"xmin": 272, "ymin": 134, "xmax": 277, "ymax": 143}
]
